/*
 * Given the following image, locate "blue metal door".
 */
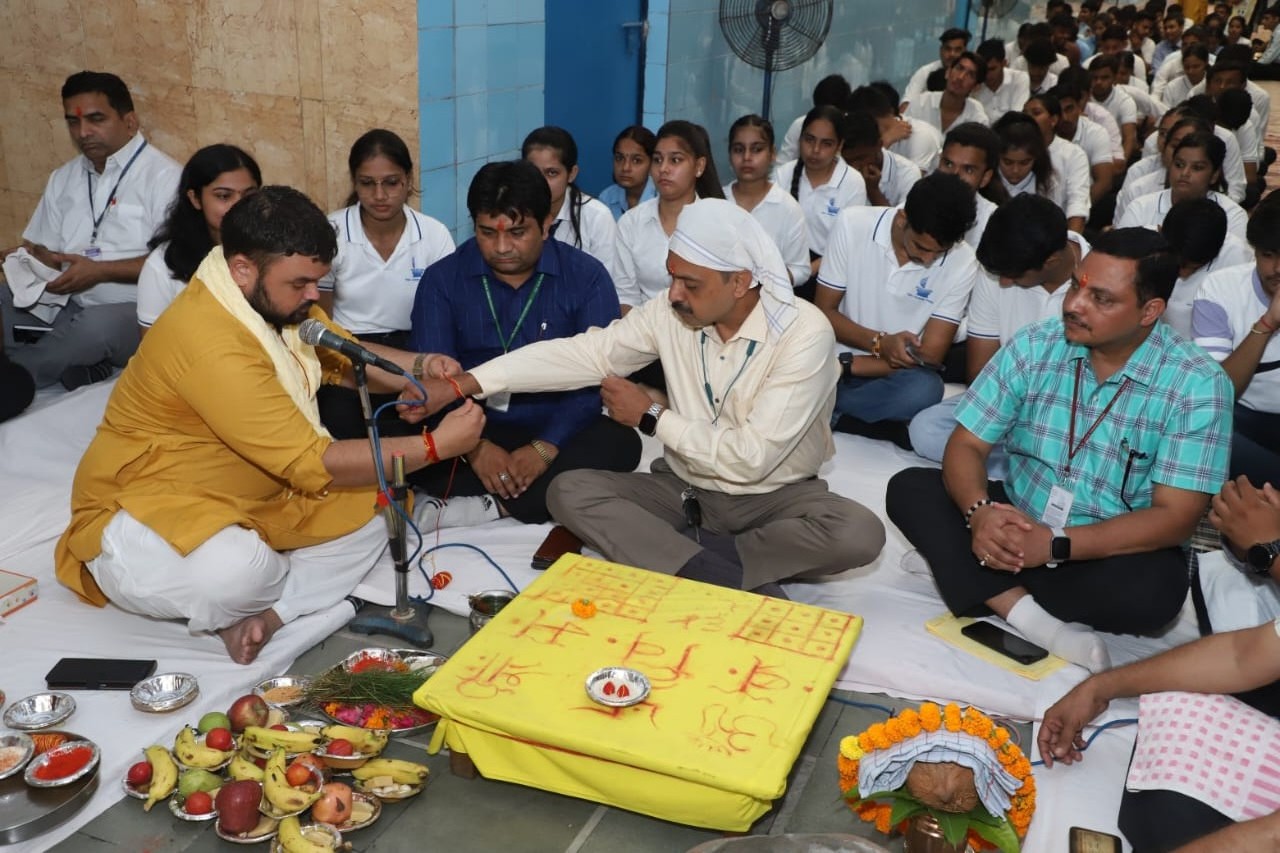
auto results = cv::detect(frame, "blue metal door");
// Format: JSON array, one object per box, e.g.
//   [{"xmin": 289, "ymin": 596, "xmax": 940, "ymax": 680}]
[{"xmin": 544, "ymin": 0, "xmax": 646, "ymax": 195}]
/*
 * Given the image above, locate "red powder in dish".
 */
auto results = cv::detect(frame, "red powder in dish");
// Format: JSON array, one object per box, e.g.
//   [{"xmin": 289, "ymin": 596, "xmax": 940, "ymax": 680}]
[{"xmin": 33, "ymin": 745, "xmax": 92, "ymax": 781}]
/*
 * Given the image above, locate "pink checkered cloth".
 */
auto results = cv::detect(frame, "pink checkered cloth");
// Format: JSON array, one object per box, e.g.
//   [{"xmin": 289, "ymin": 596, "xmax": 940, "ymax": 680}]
[{"xmin": 1126, "ymin": 690, "xmax": 1280, "ymax": 821}]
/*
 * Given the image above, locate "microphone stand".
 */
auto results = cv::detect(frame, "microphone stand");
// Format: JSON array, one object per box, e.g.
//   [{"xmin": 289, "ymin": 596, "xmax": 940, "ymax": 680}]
[{"xmin": 346, "ymin": 361, "xmax": 434, "ymax": 646}]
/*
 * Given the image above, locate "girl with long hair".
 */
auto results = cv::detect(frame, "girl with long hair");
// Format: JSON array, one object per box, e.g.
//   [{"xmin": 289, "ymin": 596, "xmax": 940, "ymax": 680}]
[{"xmin": 522, "ymin": 126, "xmax": 619, "ymax": 278}]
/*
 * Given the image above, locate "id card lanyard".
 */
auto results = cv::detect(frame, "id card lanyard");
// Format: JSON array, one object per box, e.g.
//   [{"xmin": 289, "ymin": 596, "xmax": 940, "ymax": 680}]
[
  {"xmin": 481, "ymin": 273, "xmax": 545, "ymax": 354},
  {"xmin": 699, "ymin": 333, "xmax": 757, "ymax": 424},
  {"xmin": 1063, "ymin": 359, "xmax": 1131, "ymax": 477},
  {"xmin": 86, "ymin": 139, "xmax": 148, "ymax": 247},
  {"xmin": 1044, "ymin": 360, "xmax": 1129, "ymax": 528}
]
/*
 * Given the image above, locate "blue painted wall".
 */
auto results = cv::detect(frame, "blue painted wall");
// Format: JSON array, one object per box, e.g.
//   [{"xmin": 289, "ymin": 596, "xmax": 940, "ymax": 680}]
[{"xmin": 417, "ymin": 0, "xmax": 547, "ymax": 240}]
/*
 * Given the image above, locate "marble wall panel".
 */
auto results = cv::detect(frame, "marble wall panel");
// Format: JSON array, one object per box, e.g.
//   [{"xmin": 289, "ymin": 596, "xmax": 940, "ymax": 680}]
[
  {"xmin": 320, "ymin": 99, "xmax": 420, "ymax": 211},
  {"xmin": 300, "ymin": 97, "xmax": 330, "ymax": 208},
  {"xmin": 81, "ymin": 1, "xmax": 196, "ymax": 89},
  {"xmin": 195, "ymin": 91, "xmax": 308, "ymax": 191},
  {"xmin": 318, "ymin": 0, "xmax": 419, "ymax": 113},
  {"xmin": 0, "ymin": 70, "xmax": 73, "ymax": 197},
  {"xmin": 133, "ymin": 82, "xmax": 200, "ymax": 169},
  {"xmin": 295, "ymin": 0, "xmax": 326, "ymax": 100},
  {"xmin": 0, "ymin": 0, "xmax": 86, "ymax": 78},
  {"xmin": 189, "ymin": 0, "xmax": 303, "ymax": 97}
]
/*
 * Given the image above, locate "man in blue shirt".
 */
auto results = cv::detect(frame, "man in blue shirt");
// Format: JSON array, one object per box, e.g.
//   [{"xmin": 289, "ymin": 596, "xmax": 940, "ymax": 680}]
[
  {"xmin": 886, "ymin": 229, "xmax": 1232, "ymax": 672},
  {"xmin": 408, "ymin": 160, "xmax": 640, "ymax": 525}
]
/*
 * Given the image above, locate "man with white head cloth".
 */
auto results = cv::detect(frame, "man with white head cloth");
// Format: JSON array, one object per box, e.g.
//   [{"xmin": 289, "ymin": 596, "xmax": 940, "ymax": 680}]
[{"xmin": 442, "ymin": 198, "xmax": 886, "ymax": 593}]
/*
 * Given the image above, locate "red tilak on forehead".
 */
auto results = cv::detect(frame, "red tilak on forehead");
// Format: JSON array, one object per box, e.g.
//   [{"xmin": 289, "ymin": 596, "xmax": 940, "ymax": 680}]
[
  {"xmin": 1079, "ymin": 272, "xmax": 1090, "ymax": 287},
  {"xmin": 75, "ymin": 107, "xmax": 83, "ymax": 117},
  {"xmin": 497, "ymin": 220, "xmax": 506, "ymax": 233}
]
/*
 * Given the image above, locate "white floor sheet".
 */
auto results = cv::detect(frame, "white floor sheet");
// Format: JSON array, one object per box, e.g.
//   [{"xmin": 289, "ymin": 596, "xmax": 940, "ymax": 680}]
[{"xmin": 1, "ymin": 386, "xmax": 1198, "ymax": 851}]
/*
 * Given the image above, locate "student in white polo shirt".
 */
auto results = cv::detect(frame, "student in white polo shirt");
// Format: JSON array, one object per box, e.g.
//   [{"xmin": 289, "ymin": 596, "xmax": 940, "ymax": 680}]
[
  {"xmin": 903, "ymin": 28, "xmax": 972, "ymax": 110},
  {"xmin": 0, "ymin": 71, "xmax": 180, "ymax": 390},
  {"xmin": 1118, "ymin": 132, "xmax": 1248, "ymax": 240},
  {"xmin": 1023, "ymin": 93, "xmax": 1094, "ymax": 231},
  {"xmin": 1050, "ymin": 81, "xmax": 1116, "ymax": 204},
  {"xmin": 137, "ymin": 144, "xmax": 261, "ymax": 335},
  {"xmin": 523, "ymin": 126, "xmax": 620, "ymax": 281},
  {"xmin": 909, "ymin": 194, "xmax": 1086, "ymax": 470},
  {"xmin": 1161, "ymin": 198, "xmax": 1253, "ymax": 338},
  {"xmin": 777, "ymin": 75, "xmax": 851, "ymax": 163},
  {"xmin": 615, "ymin": 120, "xmax": 725, "ymax": 311},
  {"xmin": 1089, "ymin": 54, "xmax": 1140, "ymax": 161},
  {"xmin": 904, "ymin": 52, "xmax": 991, "ymax": 135},
  {"xmin": 724, "ymin": 114, "xmax": 810, "ymax": 286},
  {"xmin": 815, "ymin": 173, "xmax": 978, "ymax": 447},
  {"xmin": 318, "ymin": 129, "xmax": 454, "ymax": 349},
  {"xmin": 775, "ymin": 106, "xmax": 867, "ymax": 299},
  {"xmin": 1161, "ymin": 43, "xmax": 1211, "ymax": 108},
  {"xmin": 934, "ymin": 123, "xmax": 1003, "ymax": 250},
  {"xmin": 1192, "ymin": 195, "xmax": 1280, "ymax": 486},
  {"xmin": 851, "ymin": 83, "xmax": 944, "ymax": 174},
  {"xmin": 840, "ymin": 110, "xmax": 922, "ymax": 208},
  {"xmin": 974, "ymin": 39, "xmax": 1032, "ymax": 125}
]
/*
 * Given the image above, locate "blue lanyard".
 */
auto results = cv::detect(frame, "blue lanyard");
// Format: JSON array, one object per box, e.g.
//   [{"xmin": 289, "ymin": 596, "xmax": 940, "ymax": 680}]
[
  {"xmin": 699, "ymin": 332, "xmax": 757, "ymax": 424},
  {"xmin": 87, "ymin": 139, "xmax": 148, "ymax": 245}
]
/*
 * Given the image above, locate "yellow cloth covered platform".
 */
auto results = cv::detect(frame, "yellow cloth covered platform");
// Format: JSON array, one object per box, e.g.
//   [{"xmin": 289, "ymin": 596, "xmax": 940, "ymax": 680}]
[{"xmin": 416, "ymin": 555, "xmax": 862, "ymax": 830}]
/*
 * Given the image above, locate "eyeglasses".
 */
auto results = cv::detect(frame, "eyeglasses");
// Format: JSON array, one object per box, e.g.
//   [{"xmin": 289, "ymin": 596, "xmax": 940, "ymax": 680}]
[{"xmin": 355, "ymin": 176, "xmax": 406, "ymax": 192}]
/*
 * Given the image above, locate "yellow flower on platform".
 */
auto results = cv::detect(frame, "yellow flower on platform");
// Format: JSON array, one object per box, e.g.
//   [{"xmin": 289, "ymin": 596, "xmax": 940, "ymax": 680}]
[{"xmin": 839, "ymin": 735, "xmax": 864, "ymax": 761}]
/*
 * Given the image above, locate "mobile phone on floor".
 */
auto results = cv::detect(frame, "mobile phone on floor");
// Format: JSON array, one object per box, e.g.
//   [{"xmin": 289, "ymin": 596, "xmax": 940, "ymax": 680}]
[
  {"xmin": 960, "ymin": 621, "xmax": 1049, "ymax": 665},
  {"xmin": 46, "ymin": 657, "xmax": 157, "ymax": 690},
  {"xmin": 1068, "ymin": 826, "xmax": 1122, "ymax": 853}
]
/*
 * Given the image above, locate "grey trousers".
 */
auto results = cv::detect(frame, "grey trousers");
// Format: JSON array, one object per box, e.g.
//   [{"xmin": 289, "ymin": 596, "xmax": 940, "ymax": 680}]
[
  {"xmin": 546, "ymin": 459, "xmax": 886, "ymax": 588},
  {"xmin": 1, "ymin": 283, "xmax": 139, "ymax": 387}
]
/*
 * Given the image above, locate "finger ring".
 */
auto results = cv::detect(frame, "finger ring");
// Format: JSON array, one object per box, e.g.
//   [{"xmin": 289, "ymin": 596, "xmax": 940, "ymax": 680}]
[
  {"xmin": 980, "ymin": 553, "xmax": 991, "ymax": 567},
  {"xmin": 498, "ymin": 472, "xmax": 510, "ymax": 482}
]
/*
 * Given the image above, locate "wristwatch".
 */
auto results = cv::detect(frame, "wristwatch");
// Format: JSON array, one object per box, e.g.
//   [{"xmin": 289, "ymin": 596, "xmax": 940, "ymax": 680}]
[
  {"xmin": 1246, "ymin": 539, "xmax": 1280, "ymax": 576},
  {"xmin": 638, "ymin": 402, "xmax": 665, "ymax": 436},
  {"xmin": 838, "ymin": 351, "xmax": 853, "ymax": 380},
  {"xmin": 1046, "ymin": 526, "xmax": 1071, "ymax": 568}
]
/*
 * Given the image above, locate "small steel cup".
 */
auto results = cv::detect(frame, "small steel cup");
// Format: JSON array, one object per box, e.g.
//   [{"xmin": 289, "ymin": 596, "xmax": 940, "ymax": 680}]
[{"xmin": 467, "ymin": 590, "xmax": 516, "ymax": 633}]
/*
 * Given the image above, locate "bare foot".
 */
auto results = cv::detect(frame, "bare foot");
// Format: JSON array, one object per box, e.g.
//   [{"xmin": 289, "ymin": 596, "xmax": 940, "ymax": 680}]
[{"xmin": 218, "ymin": 609, "xmax": 283, "ymax": 664}]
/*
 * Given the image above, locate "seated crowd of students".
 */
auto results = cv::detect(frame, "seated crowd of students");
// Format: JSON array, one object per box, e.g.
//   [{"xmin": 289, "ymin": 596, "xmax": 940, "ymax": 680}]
[{"xmin": 4, "ymin": 2, "xmax": 1280, "ymax": 846}]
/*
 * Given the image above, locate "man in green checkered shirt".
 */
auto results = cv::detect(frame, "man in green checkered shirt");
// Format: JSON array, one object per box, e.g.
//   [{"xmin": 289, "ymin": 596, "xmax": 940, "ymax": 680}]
[{"xmin": 888, "ymin": 228, "xmax": 1232, "ymax": 672}]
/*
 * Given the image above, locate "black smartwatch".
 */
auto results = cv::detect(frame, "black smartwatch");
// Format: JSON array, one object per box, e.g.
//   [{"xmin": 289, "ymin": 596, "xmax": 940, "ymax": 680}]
[
  {"xmin": 1046, "ymin": 526, "xmax": 1070, "ymax": 567},
  {"xmin": 838, "ymin": 351, "xmax": 853, "ymax": 380},
  {"xmin": 638, "ymin": 402, "xmax": 664, "ymax": 436},
  {"xmin": 1246, "ymin": 540, "xmax": 1280, "ymax": 576}
]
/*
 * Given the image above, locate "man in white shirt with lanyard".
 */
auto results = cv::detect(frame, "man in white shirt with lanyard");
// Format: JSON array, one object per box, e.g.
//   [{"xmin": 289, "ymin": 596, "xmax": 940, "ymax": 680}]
[
  {"xmin": 437, "ymin": 199, "xmax": 886, "ymax": 596},
  {"xmin": 0, "ymin": 71, "xmax": 180, "ymax": 389}
]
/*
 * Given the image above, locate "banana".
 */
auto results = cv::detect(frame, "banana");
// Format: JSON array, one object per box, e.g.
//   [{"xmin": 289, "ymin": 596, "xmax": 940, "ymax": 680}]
[
  {"xmin": 227, "ymin": 749, "xmax": 265, "ymax": 782},
  {"xmin": 242, "ymin": 725, "xmax": 325, "ymax": 755},
  {"xmin": 350, "ymin": 757, "xmax": 429, "ymax": 785},
  {"xmin": 263, "ymin": 748, "xmax": 322, "ymax": 815},
  {"xmin": 172, "ymin": 726, "xmax": 231, "ymax": 770},
  {"xmin": 319, "ymin": 724, "xmax": 388, "ymax": 755},
  {"xmin": 276, "ymin": 815, "xmax": 335, "ymax": 852},
  {"xmin": 143, "ymin": 745, "xmax": 177, "ymax": 812}
]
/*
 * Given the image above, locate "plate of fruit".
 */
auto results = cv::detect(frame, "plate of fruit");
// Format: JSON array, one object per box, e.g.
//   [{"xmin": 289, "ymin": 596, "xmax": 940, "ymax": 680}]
[
  {"xmin": 350, "ymin": 757, "xmax": 430, "ymax": 801},
  {"xmin": 308, "ymin": 649, "xmax": 446, "ymax": 735}
]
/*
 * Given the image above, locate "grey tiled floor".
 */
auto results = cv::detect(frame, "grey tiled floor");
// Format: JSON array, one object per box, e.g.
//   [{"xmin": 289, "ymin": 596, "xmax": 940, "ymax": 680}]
[{"xmin": 52, "ymin": 606, "xmax": 1026, "ymax": 852}]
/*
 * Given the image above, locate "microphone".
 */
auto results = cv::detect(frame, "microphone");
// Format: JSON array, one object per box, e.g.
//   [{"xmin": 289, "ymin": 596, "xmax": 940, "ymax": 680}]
[{"xmin": 298, "ymin": 319, "xmax": 406, "ymax": 376}]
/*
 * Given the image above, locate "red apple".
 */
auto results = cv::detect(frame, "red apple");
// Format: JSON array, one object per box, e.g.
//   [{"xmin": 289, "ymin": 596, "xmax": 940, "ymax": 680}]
[
  {"xmin": 285, "ymin": 763, "xmax": 312, "ymax": 787},
  {"xmin": 215, "ymin": 780, "xmax": 262, "ymax": 834},
  {"xmin": 205, "ymin": 727, "xmax": 234, "ymax": 751},
  {"xmin": 326, "ymin": 738, "xmax": 354, "ymax": 756},
  {"xmin": 226, "ymin": 694, "xmax": 269, "ymax": 733},
  {"xmin": 184, "ymin": 790, "xmax": 214, "ymax": 815},
  {"xmin": 126, "ymin": 761, "xmax": 152, "ymax": 787}
]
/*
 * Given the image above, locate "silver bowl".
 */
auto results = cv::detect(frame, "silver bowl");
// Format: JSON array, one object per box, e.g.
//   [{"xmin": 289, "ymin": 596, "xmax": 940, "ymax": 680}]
[
  {"xmin": 170, "ymin": 792, "xmax": 218, "ymax": 821},
  {"xmin": 0, "ymin": 731, "xmax": 34, "ymax": 780},
  {"xmin": 131, "ymin": 672, "xmax": 199, "ymax": 713},
  {"xmin": 3, "ymin": 692, "xmax": 75, "ymax": 730},
  {"xmin": 271, "ymin": 822, "xmax": 342, "ymax": 851},
  {"xmin": 253, "ymin": 676, "xmax": 311, "ymax": 709},
  {"xmin": 585, "ymin": 667, "xmax": 651, "ymax": 707},
  {"xmin": 24, "ymin": 739, "xmax": 100, "ymax": 787}
]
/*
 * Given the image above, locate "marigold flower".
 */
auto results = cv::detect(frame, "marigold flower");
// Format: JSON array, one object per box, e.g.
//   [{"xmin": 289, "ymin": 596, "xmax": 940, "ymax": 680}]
[
  {"xmin": 988, "ymin": 727, "xmax": 1010, "ymax": 748},
  {"xmin": 858, "ymin": 731, "xmax": 874, "ymax": 752},
  {"xmin": 866, "ymin": 723, "xmax": 891, "ymax": 750},
  {"xmin": 919, "ymin": 702, "xmax": 942, "ymax": 731},
  {"xmin": 873, "ymin": 804, "xmax": 893, "ymax": 834},
  {"xmin": 884, "ymin": 718, "xmax": 906, "ymax": 743},
  {"xmin": 839, "ymin": 735, "xmax": 864, "ymax": 761}
]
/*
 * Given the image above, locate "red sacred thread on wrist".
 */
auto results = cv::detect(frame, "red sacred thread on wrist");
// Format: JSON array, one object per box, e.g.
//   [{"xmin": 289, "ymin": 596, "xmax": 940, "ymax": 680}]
[
  {"xmin": 446, "ymin": 376, "xmax": 464, "ymax": 399},
  {"xmin": 422, "ymin": 428, "xmax": 440, "ymax": 464},
  {"xmin": 1257, "ymin": 315, "xmax": 1277, "ymax": 333}
]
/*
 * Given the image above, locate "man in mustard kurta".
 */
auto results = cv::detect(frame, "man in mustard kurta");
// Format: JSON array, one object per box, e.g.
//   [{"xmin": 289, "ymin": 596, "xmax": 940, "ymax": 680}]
[{"xmin": 55, "ymin": 186, "xmax": 483, "ymax": 663}]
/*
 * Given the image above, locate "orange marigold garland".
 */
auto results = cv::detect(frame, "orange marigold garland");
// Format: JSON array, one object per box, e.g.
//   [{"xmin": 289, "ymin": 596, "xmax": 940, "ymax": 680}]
[{"xmin": 838, "ymin": 702, "xmax": 1036, "ymax": 852}]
